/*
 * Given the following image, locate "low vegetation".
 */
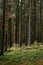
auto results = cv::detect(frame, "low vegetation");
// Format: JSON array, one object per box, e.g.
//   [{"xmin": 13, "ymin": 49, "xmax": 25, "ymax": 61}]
[{"xmin": 0, "ymin": 44, "xmax": 43, "ymax": 65}]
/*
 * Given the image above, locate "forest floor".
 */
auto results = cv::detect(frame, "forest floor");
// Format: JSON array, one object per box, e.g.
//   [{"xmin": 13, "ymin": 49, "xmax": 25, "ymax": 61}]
[{"xmin": 0, "ymin": 43, "xmax": 43, "ymax": 65}]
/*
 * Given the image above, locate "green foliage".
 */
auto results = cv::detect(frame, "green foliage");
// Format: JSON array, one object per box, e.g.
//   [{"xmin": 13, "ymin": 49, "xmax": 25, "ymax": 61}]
[{"xmin": 0, "ymin": 47, "xmax": 43, "ymax": 65}]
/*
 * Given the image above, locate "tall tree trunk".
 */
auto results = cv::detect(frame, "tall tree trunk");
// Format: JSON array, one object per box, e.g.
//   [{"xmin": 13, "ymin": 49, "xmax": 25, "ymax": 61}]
[
  {"xmin": 0, "ymin": 0, "xmax": 5, "ymax": 55},
  {"xmin": 41, "ymin": 0, "xmax": 43, "ymax": 43},
  {"xmin": 4, "ymin": 0, "xmax": 8, "ymax": 51},
  {"xmin": 27, "ymin": 0, "xmax": 36, "ymax": 46},
  {"xmin": 8, "ymin": 18, "xmax": 13, "ymax": 47},
  {"xmin": 36, "ymin": 0, "xmax": 42, "ymax": 42},
  {"xmin": 31, "ymin": 0, "xmax": 36, "ymax": 43},
  {"xmin": 19, "ymin": 0, "xmax": 22, "ymax": 47},
  {"xmin": 27, "ymin": 0, "xmax": 32, "ymax": 46},
  {"xmin": 15, "ymin": 0, "xmax": 19, "ymax": 43}
]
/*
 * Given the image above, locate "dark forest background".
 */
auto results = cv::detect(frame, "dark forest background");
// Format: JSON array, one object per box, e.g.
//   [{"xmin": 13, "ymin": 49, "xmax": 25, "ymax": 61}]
[{"xmin": 0, "ymin": 0, "xmax": 43, "ymax": 55}]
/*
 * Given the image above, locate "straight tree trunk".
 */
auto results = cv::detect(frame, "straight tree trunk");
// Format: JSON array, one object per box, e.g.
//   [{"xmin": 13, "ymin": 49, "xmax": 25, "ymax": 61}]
[
  {"xmin": 19, "ymin": 0, "xmax": 22, "ymax": 47},
  {"xmin": 0, "ymin": 0, "xmax": 5, "ymax": 55},
  {"xmin": 15, "ymin": 0, "xmax": 19, "ymax": 43},
  {"xmin": 27, "ymin": 0, "xmax": 32, "ymax": 46}
]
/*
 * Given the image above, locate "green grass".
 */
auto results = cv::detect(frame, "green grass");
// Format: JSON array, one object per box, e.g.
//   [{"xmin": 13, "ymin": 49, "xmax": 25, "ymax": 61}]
[{"xmin": 0, "ymin": 45, "xmax": 43, "ymax": 65}]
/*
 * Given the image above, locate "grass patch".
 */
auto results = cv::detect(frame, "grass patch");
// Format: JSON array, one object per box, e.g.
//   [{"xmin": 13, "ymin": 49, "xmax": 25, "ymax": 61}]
[{"xmin": 0, "ymin": 44, "xmax": 43, "ymax": 65}]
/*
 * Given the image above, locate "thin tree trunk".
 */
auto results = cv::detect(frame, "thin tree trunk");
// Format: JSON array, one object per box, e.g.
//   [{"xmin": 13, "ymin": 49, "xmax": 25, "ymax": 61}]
[
  {"xmin": 19, "ymin": 0, "xmax": 22, "ymax": 47},
  {"xmin": 27, "ymin": 0, "xmax": 32, "ymax": 46}
]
